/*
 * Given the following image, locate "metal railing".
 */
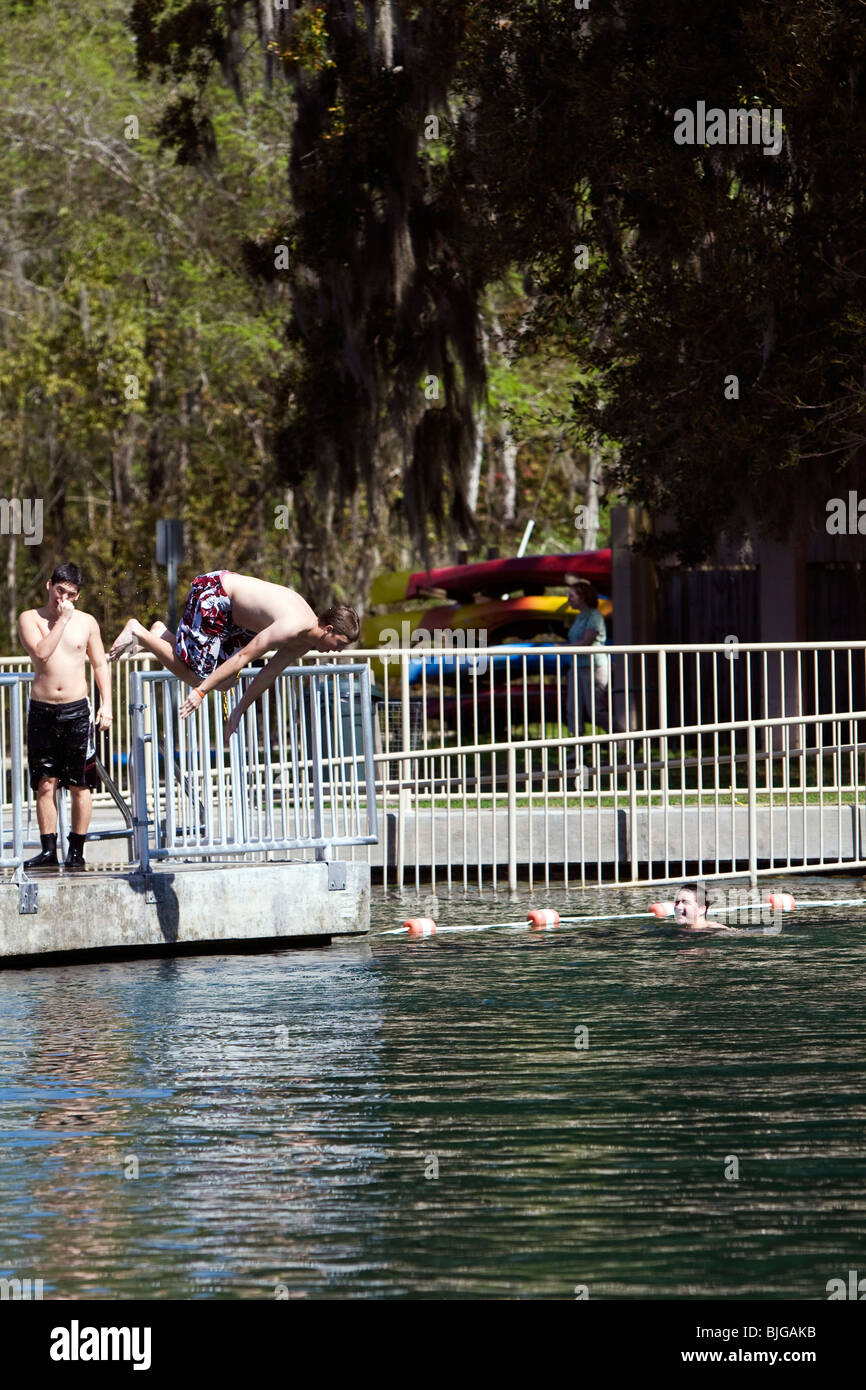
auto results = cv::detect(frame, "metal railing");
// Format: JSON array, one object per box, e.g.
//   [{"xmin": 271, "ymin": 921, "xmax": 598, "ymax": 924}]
[
  {"xmin": 0, "ymin": 675, "xmax": 25, "ymax": 870},
  {"xmin": 0, "ymin": 669, "xmax": 134, "ymax": 868},
  {"xmin": 3, "ymin": 638, "xmax": 865, "ymax": 795},
  {"xmin": 0, "ymin": 652, "xmax": 145, "ymax": 806},
  {"xmin": 4, "ymin": 641, "xmax": 866, "ymax": 884},
  {"xmin": 366, "ymin": 704, "xmax": 866, "ymax": 890},
  {"xmin": 130, "ymin": 664, "xmax": 378, "ymax": 870},
  {"xmin": 295, "ymin": 641, "xmax": 866, "ymax": 886},
  {"xmin": 1, "ymin": 664, "xmax": 377, "ymax": 873}
]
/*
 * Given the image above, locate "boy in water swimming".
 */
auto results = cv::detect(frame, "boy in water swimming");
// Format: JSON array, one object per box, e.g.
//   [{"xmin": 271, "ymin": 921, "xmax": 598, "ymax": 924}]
[{"xmin": 674, "ymin": 883, "xmax": 735, "ymax": 931}]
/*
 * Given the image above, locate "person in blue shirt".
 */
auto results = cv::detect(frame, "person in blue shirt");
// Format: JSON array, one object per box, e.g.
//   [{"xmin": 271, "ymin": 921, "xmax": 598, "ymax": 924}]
[{"xmin": 565, "ymin": 578, "xmax": 610, "ymax": 756}]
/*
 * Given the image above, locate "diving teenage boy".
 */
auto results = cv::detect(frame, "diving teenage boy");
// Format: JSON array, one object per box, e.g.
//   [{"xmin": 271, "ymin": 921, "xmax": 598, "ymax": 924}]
[{"xmin": 109, "ymin": 570, "xmax": 359, "ymax": 738}]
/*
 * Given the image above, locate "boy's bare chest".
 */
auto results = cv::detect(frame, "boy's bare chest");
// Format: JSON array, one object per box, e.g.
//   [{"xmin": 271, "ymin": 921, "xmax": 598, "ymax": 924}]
[{"xmin": 35, "ymin": 615, "xmax": 88, "ymax": 658}]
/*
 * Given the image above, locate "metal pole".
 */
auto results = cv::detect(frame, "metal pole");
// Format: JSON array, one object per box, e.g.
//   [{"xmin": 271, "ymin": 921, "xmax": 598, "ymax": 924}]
[
  {"xmin": 57, "ymin": 786, "xmax": 68, "ymax": 857},
  {"xmin": 747, "ymin": 721, "xmax": 758, "ymax": 888},
  {"xmin": 628, "ymin": 730, "xmax": 638, "ymax": 881},
  {"xmin": 397, "ymin": 653, "xmax": 411, "ymax": 883},
  {"xmin": 130, "ymin": 671, "xmax": 151, "ymax": 873},
  {"xmin": 309, "ymin": 673, "xmax": 327, "ymax": 859},
  {"xmin": 360, "ymin": 665, "xmax": 378, "ymax": 844},
  {"xmin": 400, "ymin": 652, "xmax": 412, "ymax": 813},
  {"xmin": 167, "ymin": 555, "xmax": 177, "ymax": 633},
  {"xmin": 228, "ymin": 698, "xmax": 244, "ymax": 847},
  {"xmin": 507, "ymin": 744, "xmax": 517, "ymax": 892},
  {"xmin": 10, "ymin": 682, "xmax": 23, "ymax": 868}
]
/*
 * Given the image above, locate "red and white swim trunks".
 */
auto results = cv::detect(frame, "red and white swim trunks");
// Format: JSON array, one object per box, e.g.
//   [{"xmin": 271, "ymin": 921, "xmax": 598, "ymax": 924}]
[{"xmin": 174, "ymin": 571, "xmax": 256, "ymax": 679}]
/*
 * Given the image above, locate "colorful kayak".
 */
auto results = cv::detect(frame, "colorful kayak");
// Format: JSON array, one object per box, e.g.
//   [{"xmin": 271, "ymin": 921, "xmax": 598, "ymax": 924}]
[
  {"xmin": 370, "ymin": 550, "xmax": 611, "ymax": 606},
  {"xmin": 405, "ymin": 642, "xmax": 601, "ymax": 684}
]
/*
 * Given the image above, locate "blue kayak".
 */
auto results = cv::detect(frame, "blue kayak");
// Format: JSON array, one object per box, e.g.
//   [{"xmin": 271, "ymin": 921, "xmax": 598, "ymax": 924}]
[{"xmin": 406, "ymin": 642, "xmax": 601, "ymax": 684}]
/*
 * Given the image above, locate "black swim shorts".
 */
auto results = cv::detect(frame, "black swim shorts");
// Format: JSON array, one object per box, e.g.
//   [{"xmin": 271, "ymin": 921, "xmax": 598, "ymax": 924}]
[{"xmin": 27, "ymin": 697, "xmax": 100, "ymax": 793}]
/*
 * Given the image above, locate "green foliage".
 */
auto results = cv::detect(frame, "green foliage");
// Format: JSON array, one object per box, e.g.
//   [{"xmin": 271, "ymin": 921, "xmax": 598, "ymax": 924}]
[
  {"xmin": 455, "ymin": 0, "xmax": 866, "ymax": 562},
  {"xmin": 5, "ymin": 0, "xmax": 858, "ymax": 655},
  {"xmin": 0, "ymin": 0, "xmax": 294, "ymax": 647}
]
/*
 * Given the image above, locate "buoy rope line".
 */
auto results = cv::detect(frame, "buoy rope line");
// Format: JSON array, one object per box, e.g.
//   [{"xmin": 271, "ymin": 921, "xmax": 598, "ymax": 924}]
[{"xmin": 386, "ymin": 893, "xmax": 866, "ymax": 937}]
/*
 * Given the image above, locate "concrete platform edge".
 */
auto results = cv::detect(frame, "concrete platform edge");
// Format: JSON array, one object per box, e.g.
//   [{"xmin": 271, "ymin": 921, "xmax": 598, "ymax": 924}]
[{"xmin": 0, "ymin": 860, "xmax": 370, "ymax": 963}]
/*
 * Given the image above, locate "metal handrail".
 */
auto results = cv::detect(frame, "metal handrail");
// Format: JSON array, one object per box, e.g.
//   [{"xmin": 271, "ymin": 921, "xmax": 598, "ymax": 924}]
[
  {"xmin": 0, "ymin": 677, "xmax": 24, "ymax": 872},
  {"xmin": 4, "ymin": 649, "xmax": 865, "ymax": 887},
  {"xmin": 129, "ymin": 664, "xmax": 378, "ymax": 868}
]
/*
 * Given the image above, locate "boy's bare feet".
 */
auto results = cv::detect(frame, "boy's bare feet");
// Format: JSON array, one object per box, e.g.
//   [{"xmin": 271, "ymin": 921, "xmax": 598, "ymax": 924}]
[{"xmin": 108, "ymin": 619, "xmax": 143, "ymax": 661}]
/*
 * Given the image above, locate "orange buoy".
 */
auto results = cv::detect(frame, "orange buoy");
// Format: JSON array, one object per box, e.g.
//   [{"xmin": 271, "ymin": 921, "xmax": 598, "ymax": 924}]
[
  {"xmin": 649, "ymin": 901, "xmax": 675, "ymax": 918},
  {"xmin": 766, "ymin": 892, "xmax": 796, "ymax": 912},
  {"xmin": 404, "ymin": 917, "xmax": 437, "ymax": 937},
  {"xmin": 527, "ymin": 908, "xmax": 560, "ymax": 930}
]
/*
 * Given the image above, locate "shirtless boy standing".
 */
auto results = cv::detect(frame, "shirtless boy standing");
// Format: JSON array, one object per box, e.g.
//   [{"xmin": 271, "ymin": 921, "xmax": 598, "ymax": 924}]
[
  {"xmin": 108, "ymin": 570, "xmax": 359, "ymax": 739},
  {"xmin": 18, "ymin": 563, "xmax": 113, "ymax": 870}
]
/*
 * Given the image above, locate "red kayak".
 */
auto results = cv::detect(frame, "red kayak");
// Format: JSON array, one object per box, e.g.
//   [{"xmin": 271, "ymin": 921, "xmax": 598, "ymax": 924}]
[{"xmin": 403, "ymin": 550, "xmax": 611, "ymax": 601}]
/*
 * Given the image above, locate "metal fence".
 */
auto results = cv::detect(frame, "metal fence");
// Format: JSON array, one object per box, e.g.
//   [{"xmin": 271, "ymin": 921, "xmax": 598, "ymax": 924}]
[
  {"xmin": 130, "ymin": 665, "xmax": 378, "ymax": 871},
  {"xmin": 0, "ymin": 675, "xmax": 25, "ymax": 870},
  {"xmin": 6, "ymin": 638, "xmax": 863, "ymax": 777},
  {"xmin": 313, "ymin": 641, "xmax": 866, "ymax": 887},
  {"xmin": 0, "ymin": 652, "xmax": 149, "ymax": 807},
  {"xmin": 3, "ymin": 642, "xmax": 866, "ymax": 885},
  {"xmin": 0, "ymin": 664, "xmax": 377, "ymax": 873},
  {"xmin": 367, "ymin": 705, "xmax": 866, "ymax": 890}
]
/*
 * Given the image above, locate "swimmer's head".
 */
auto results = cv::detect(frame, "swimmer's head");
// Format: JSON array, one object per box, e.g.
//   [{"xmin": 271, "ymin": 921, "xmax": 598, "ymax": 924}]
[
  {"xmin": 315, "ymin": 603, "xmax": 360, "ymax": 651},
  {"xmin": 674, "ymin": 882, "xmax": 712, "ymax": 927}
]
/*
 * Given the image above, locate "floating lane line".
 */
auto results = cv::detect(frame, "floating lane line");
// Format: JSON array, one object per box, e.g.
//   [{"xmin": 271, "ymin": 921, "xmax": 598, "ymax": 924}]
[{"xmin": 385, "ymin": 891, "xmax": 866, "ymax": 938}]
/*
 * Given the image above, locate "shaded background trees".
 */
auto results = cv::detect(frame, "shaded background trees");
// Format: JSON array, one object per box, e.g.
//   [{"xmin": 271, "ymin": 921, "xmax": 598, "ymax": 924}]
[
  {"xmin": 2, "ymin": 0, "xmax": 864, "ymax": 646},
  {"xmin": 1, "ymin": 0, "xmax": 292, "ymax": 644}
]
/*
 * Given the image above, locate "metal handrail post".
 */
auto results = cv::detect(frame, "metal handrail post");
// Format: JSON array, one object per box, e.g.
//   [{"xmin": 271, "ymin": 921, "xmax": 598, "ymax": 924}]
[
  {"xmin": 10, "ymin": 682, "xmax": 24, "ymax": 870},
  {"xmin": 56, "ymin": 786, "xmax": 68, "ymax": 858},
  {"xmin": 360, "ymin": 665, "xmax": 379, "ymax": 844},
  {"xmin": 309, "ymin": 674, "xmax": 327, "ymax": 858},
  {"xmin": 747, "ymin": 721, "xmax": 758, "ymax": 887},
  {"xmin": 130, "ymin": 671, "xmax": 151, "ymax": 874},
  {"xmin": 507, "ymin": 744, "xmax": 517, "ymax": 892},
  {"xmin": 628, "ymin": 729, "xmax": 639, "ymax": 880},
  {"xmin": 397, "ymin": 655, "xmax": 411, "ymax": 884},
  {"xmin": 228, "ymin": 713, "xmax": 244, "ymax": 848}
]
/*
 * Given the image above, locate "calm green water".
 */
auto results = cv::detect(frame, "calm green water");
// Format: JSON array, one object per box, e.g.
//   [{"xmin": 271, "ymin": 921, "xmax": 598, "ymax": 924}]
[{"xmin": 1, "ymin": 875, "xmax": 864, "ymax": 1300}]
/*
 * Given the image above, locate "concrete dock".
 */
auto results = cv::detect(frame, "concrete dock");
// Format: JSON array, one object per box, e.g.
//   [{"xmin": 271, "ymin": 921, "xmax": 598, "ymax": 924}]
[{"xmin": 0, "ymin": 860, "xmax": 369, "ymax": 967}]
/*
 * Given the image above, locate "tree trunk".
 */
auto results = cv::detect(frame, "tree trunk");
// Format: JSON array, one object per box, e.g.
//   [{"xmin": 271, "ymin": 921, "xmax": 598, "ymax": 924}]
[
  {"xmin": 6, "ymin": 520, "xmax": 18, "ymax": 653},
  {"xmin": 467, "ymin": 317, "xmax": 487, "ymax": 515},
  {"xmin": 377, "ymin": 1, "xmax": 394, "ymax": 67},
  {"xmin": 501, "ymin": 426, "xmax": 517, "ymax": 525},
  {"xmin": 467, "ymin": 404, "xmax": 485, "ymax": 515},
  {"xmin": 582, "ymin": 445, "xmax": 602, "ymax": 550}
]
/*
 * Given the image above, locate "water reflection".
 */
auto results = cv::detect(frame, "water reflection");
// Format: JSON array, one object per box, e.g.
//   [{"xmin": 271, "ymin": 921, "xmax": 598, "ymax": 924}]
[
  {"xmin": 1, "ymin": 877, "xmax": 865, "ymax": 1298},
  {"xmin": 1, "ymin": 943, "xmax": 387, "ymax": 1298}
]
